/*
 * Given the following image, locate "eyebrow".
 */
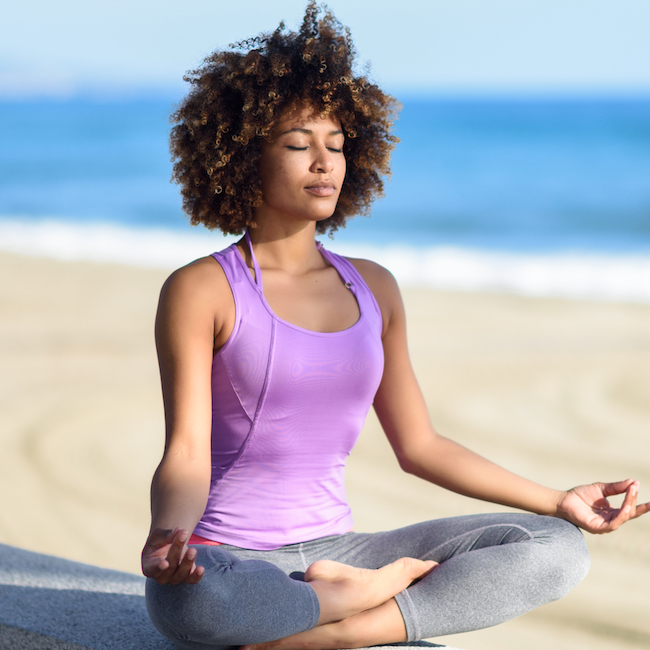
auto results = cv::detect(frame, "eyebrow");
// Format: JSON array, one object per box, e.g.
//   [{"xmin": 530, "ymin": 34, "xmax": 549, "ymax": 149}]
[{"xmin": 279, "ymin": 127, "xmax": 344, "ymax": 137}]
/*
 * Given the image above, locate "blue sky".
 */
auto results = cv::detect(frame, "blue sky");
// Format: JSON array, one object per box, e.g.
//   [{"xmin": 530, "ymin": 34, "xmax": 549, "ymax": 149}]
[{"xmin": 2, "ymin": 0, "xmax": 650, "ymax": 98}]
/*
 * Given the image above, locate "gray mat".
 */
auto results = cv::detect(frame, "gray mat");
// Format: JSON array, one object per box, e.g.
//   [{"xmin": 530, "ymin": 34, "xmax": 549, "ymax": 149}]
[
  {"xmin": 0, "ymin": 623, "xmax": 90, "ymax": 649},
  {"xmin": 0, "ymin": 543, "xmax": 461, "ymax": 650}
]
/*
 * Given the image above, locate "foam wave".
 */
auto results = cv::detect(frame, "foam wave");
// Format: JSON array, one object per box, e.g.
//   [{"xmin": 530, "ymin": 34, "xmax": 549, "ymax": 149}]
[
  {"xmin": 328, "ymin": 242, "xmax": 650, "ymax": 303},
  {"xmin": 0, "ymin": 217, "xmax": 236, "ymax": 268},
  {"xmin": 3, "ymin": 217, "xmax": 650, "ymax": 303}
]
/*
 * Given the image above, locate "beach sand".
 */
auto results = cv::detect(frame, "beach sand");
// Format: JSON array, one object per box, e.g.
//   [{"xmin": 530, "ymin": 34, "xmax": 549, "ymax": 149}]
[{"xmin": 1, "ymin": 250, "xmax": 648, "ymax": 650}]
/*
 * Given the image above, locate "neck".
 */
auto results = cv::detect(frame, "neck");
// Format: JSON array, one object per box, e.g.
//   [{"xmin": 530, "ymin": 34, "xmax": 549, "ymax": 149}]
[{"xmin": 243, "ymin": 221, "xmax": 324, "ymax": 275}]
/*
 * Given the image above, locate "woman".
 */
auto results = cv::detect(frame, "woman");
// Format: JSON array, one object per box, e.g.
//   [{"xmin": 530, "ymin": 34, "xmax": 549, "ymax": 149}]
[{"xmin": 142, "ymin": 4, "xmax": 648, "ymax": 649}]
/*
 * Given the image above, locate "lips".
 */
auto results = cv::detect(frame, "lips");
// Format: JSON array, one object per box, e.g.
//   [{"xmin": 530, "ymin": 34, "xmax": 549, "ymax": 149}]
[{"xmin": 305, "ymin": 181, "xmax": 336, "ymax": 197}]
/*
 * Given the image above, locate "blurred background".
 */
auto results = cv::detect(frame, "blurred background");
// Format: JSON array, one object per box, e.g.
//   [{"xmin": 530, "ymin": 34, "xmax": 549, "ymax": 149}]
[
  {"xmin": 1, "ymin": 2, "xmax": 649, "ymax": 650},
  {"xmin": 1, "ymin": 0, "xmax": 650, "ymax": 296}
]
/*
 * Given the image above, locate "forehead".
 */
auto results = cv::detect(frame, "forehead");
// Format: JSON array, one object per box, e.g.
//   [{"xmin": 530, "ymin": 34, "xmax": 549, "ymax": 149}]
[{"xmin": 272, "ymin": 106, "xmax": 342, "ymax": 135}]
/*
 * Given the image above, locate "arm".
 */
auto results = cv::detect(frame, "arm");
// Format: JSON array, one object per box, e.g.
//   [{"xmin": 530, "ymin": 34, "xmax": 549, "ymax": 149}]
[
  {"xmin": 142, "ymin": 257, "xmax": 234, "ymax": 584},
  {"xmin": 354, "ymin": 260, "xmax": 649, "ymax": 533}
]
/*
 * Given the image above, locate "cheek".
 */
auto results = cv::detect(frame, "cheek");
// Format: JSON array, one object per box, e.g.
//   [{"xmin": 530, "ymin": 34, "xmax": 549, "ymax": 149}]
[
  {"xmin": 262, "ymin": 153, "xmax": 292, "ymax": 182},
  {"xmin": 260, "ymin": 162, "xmax": 295, "ymax": 206},
  {"xmin": 335, "ymin": 150, "xmax": 346, "ymax": 178},
  {"xmin": 259, "ymin": 156, "xmax": 284, "ymax": 192},
  {"xmin": 258, "ymin": 147, "xmax": 286, "ymax": 182}
]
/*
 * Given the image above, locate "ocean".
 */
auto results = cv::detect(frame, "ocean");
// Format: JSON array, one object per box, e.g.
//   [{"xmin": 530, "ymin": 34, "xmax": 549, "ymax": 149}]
[{"xmin": 2, "ymin": 96, "xmax": 650, "ymax": 301}]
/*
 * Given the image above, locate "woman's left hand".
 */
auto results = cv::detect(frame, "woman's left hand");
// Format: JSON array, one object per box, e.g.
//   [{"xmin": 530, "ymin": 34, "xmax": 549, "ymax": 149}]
[{"xmin": 556, "ymin": 479, "xmax": 650, "ymax": 533}]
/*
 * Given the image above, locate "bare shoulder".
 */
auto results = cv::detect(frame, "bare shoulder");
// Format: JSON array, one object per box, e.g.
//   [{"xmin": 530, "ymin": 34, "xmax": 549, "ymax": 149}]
[
  {"xmin": 347, "ymin": 257, "xmax": 401, "ymax": 299},
  {"xmin": 160, "ymin": 255, "xmax": 229, "ymax": 306},
  {"xmin": 346, "ymin": 257, "xmax": 404, "ymax": 334},
  {"xmin": 157, "ymin": 255, "xmax": 235, "ymax": 347}
]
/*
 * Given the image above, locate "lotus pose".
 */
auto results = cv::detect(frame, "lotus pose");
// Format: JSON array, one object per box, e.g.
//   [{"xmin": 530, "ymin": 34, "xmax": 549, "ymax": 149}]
[{"xmin": 142, "ymin": 5, "xmax": 649, "ymax": 649}]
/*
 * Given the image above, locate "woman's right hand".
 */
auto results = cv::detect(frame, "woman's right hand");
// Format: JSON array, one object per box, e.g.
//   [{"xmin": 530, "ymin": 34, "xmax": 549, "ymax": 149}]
[{"xmin": 141, "ymin": 527, "xmax": 205, "ymax": 585}]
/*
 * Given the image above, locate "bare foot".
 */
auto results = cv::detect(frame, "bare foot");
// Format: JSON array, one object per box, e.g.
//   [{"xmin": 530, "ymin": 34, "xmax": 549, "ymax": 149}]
[{"xmin": 304, "ymin": 557, "xmax": 437, "ymax": 625}]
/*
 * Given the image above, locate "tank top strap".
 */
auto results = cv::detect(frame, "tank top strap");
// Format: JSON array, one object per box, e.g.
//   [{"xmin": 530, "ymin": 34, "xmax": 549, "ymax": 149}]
[
  {"xmin": 318, "ymin": 243, "xmax": 383, "ymax": 335},
  {"xmin": 244, "ymin": 230, "xmax": 264, "ymax": 290},
  {"xmin": 243, "ymin": 233, "xmax": 373, "ymax": 309},
  {"xmin": 317, "ymin": 241, "xmax": 354, "ymax": 289},
  {"xmin": 245, "ymin": 232, "xmax": 355, "ymax": 290}
]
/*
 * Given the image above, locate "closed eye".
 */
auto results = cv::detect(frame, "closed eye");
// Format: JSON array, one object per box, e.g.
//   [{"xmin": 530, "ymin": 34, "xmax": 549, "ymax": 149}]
[{"xmin": 285, "ymin": 146, "xmax": 343, "ymax": 152}]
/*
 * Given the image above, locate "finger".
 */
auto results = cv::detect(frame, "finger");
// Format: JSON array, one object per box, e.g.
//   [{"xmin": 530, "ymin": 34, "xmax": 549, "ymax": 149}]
[
  {"xmin": 601, "ymin": 479, "xmax": 635, "ymax": 498},
  {"xmin": 185, "ymin": 560, "xmax": 205, "ymax": 585},
  {"xmin": 142, "ymin": 556, "xmax": 170, "ymax": 579},
  {"xmin": 419, "ymin": 561, "xmax": 438, "ymax": 581},
  {"xmin": 621, "ymin": 481, "xmax": 638, "ymax": 519},
  {"xmin": 168, "ymin": 545, "xmax": 199, "ymax": 585},
  {"xmin": 151, "ymin": 529, "xmax": 189, "ymax": 583},
  {"xmin": 141, "ymin": 528, "xmax": 178, "ymax": 578},
  {"xmin": 623, "ymin": 482, "xmax": 640, "ymax": 520},
  {"xmin": 633, "ymin": 500, "xmax": 650, "ymax": 519},
  {"xmin": 165, "ymin": 529, "xmax": 189, "ymax": 570},
  {"xmin": 602, "ymin": 483, "xmax": 638, "ymax": 531}
]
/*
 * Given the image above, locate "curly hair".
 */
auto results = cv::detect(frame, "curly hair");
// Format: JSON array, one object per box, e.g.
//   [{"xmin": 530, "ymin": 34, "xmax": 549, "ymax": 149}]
[{"xmin": 170, "ymin": 2, "xmax": 399, "ymax": 236}]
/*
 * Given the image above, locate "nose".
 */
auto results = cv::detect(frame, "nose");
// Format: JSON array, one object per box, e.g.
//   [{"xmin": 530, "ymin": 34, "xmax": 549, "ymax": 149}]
[{"xmin": 311, "ymin": 146, "xmax": 334, "ymax": 174}]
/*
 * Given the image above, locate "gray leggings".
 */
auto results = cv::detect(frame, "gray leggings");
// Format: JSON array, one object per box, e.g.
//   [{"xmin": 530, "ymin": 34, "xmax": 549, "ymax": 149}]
[{"xmin": 146, "ymin": 513, "xmax": 590, "ymax": 650}]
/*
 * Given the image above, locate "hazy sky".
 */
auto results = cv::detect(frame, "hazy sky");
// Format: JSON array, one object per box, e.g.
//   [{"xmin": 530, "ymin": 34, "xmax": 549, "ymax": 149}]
[{"xmin": 2, "ymin": 0, "xmax": 650, "ymax": 98}]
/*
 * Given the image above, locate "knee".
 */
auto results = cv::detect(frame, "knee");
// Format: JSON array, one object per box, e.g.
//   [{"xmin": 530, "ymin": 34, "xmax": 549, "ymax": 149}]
[
  {"xmin": 145, "ymin": 572, "xmax": 254, "ymax": 646},
  {"xmin": 146, "ymin": 578, "xmax": 214, "ymax": 646},
  {"xmin": 145, "ymin": 551, "xmax": 254, "ymax": 646},
  {"xmin": 145, "ymin": 549, "xmax": 319, "ymax": 647},
  {"xmin": 541, "ymin": 518, "xmax": 590, "ymax": 600}
]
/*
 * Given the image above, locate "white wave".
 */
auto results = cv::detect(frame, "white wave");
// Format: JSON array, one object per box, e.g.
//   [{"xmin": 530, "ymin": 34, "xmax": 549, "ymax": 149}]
[
  {"xmin": 0, "ymin": 217, "xmax": 236, "ymax": 269},
  {"xmin": 327, "ymin": 242, "xmax": 650, "ymax": 303},
  {"xmin": 2, "ymin": 217, "xmax": 650, "ymax": 303}
]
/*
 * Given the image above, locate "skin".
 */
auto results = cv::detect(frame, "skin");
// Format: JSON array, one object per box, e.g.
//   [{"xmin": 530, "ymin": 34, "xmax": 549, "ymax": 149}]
[{"xmin": 142, "ymin": 106, "xmax": 650, "ymax": 649}]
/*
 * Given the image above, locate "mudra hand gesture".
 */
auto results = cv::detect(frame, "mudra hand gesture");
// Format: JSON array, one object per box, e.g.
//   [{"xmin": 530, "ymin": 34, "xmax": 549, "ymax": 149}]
[
  {"xmin": 142, "ymin": 527, "xmax": 204, "ymax": 585},
  {"xmin": 557, "ymin": 479, "xmax": 649, "ymax": 534}
]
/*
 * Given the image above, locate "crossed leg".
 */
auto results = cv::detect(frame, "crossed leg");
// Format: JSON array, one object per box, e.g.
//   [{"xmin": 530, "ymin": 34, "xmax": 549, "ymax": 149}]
[
  {"xmin": 146, "ymin": 549, "xmax": 434, "ymax": 650},
  {"xmin": 242, "ymin": 514, "xmax": 590, "ymax": 650},
  {"xmin": 146, "ymin": 514, "xmax": 589, "ymax": 650}
]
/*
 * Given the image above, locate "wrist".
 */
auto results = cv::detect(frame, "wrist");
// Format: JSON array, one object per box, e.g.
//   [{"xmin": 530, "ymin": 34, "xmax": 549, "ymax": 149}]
[{"xmin": 549, "ymin": 489, "xmax": 569, "ymax": 518}]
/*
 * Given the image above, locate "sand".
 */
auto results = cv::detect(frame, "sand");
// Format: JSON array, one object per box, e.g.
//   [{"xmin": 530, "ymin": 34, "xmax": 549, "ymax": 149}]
[{"xmin": 1, "ymin": 250, "xmax": 648, "ymax": 650}]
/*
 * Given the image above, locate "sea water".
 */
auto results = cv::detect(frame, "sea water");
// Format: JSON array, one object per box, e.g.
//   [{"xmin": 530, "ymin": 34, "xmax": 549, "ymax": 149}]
[{"xmin": 1, "ymin": 96, "xmax": 650, "ymax": 301}]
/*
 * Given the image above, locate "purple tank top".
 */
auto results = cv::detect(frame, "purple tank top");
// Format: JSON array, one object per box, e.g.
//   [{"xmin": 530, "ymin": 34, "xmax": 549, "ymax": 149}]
[{"xmin": 192, "ymin": 237, "xmax": 384, "ymax": 550}]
